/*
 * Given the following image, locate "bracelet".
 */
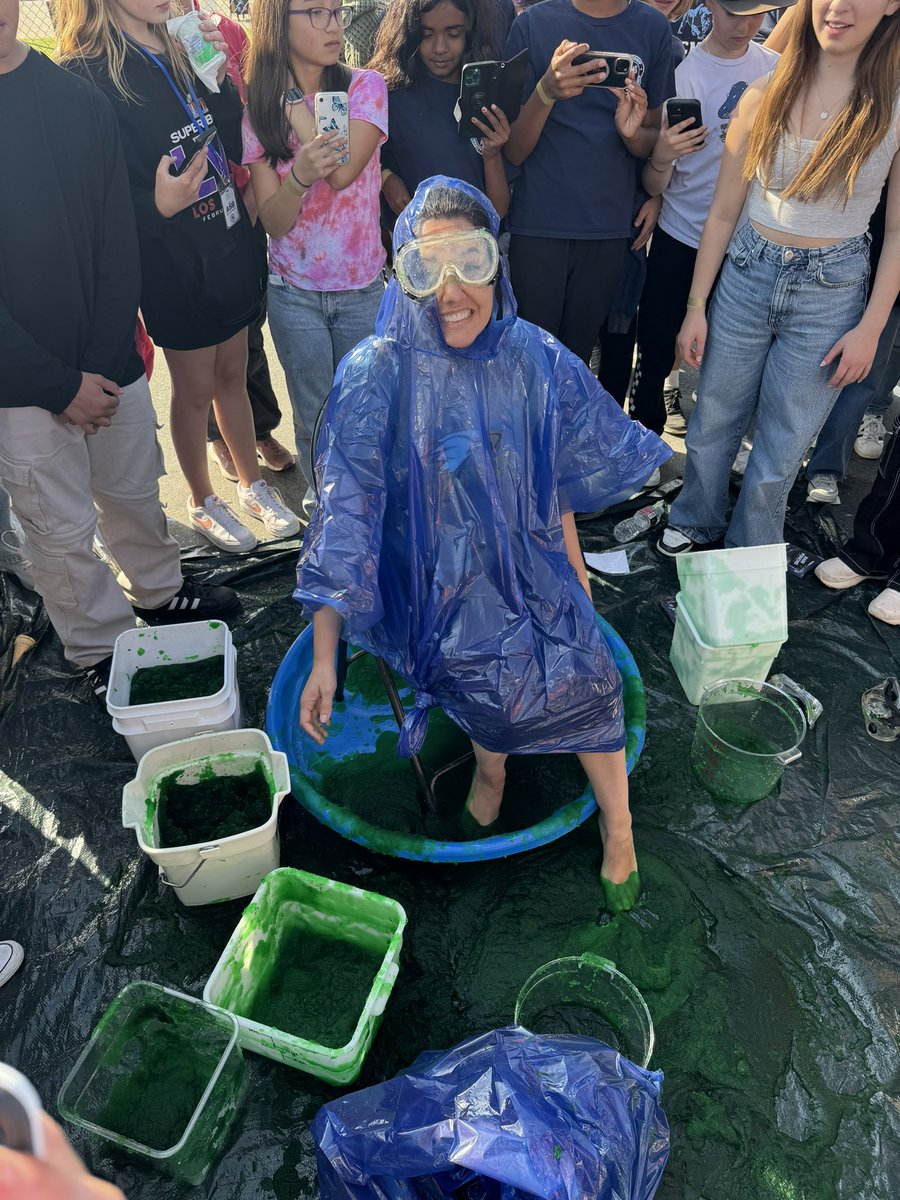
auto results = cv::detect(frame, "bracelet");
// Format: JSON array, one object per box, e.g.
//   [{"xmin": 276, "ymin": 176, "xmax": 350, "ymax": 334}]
[
  {"xmin": 686, "ymin": 295, "xmax": 706, "ymax": 308},
  {"xmin": 381, "ymin": 167, "xmax": 395, "ymax": 185},
  {"xmin": 648, "ymin": 158, "xmax": 670, "ymax": 173},
  {"xmin": 535, "ymin": 79, "xmax": 555, "ymax": 108},
  {"xmin": 289, "ymin": 164, "xmax": 314, "ymax": 193}
]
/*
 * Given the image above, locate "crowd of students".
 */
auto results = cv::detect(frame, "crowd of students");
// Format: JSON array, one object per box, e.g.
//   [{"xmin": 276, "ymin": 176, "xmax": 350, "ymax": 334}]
[{"xmin": 1, "ymin": 0, "xmax": 899, "ymax": 694}]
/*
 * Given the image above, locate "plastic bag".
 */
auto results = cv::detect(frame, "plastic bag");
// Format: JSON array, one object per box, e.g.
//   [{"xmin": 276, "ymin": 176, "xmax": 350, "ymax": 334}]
[
  {"xmin": 314, "ymin": 1026, "xmax": 669, "ymax": 1200},
  {"xmin": 295, "ymin": 177, "xmax": 671, "ymax": 758},
  {"xmin": 166, "ymin": 12, "xmax": 225, "ymax": 94}
]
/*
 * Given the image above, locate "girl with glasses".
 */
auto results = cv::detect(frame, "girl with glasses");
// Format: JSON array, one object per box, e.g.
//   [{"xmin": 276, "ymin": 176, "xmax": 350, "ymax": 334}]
[
  {"xmin": 244, "ymin": 0, "xmax": 388, "ymax": 488},
  {"xmin": 55, "ymin": 0, "xmax": 301, "ymax": 554},
  {"xmin": 296, "ymin": 177, "xmax": 671, "ymax": 912}
]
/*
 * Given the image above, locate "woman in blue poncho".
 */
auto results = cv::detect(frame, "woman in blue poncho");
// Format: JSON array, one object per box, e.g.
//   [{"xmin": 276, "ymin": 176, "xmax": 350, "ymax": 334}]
[{"xmin": 296, "ymin": 176, "xmax": 670, "ymax": 911}]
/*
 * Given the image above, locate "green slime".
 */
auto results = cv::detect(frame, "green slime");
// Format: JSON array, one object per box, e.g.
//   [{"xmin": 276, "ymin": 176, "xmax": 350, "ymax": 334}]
[
  {"xmin": 156, "ymin": 761, "xmax": 271, "ymax": 847},
  {"xmin": 247, "ymin": 925, "xmax": 380, "ymax": 1048},
  {"xmin": 129, "ymin": 654, "xmax": 225, "ymax": 705}
]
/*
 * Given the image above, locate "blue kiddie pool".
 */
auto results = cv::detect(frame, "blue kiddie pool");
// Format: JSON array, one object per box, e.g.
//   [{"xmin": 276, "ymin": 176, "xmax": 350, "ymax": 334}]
[{"xmin": 266, "ymin": 614, "xmax": 646, "ymax": 864}]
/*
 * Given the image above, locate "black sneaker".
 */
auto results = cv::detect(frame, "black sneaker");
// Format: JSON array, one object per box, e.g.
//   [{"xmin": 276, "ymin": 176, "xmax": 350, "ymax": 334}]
[
  {"xmin": 85, "ymin": 653, "xmax": 113, "ymax": 703},
  {"xmin": 133, "ymin": 579, "xmax": 239, "ymax": 625},
  {"xmin": 663, "ymin": 388, "xmax": 687, "ymax": 437},
  {"xmin": 655, "ymin": 529, "xmax": 724, "ymax": 558}
]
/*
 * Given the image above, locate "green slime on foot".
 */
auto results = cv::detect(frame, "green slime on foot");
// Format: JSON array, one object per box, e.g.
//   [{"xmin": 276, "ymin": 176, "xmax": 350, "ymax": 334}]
[
  {"xmin": 600, "ymin": 869, "xmax": 641, "ymax": 915},
  {"xmin": 156, "ymin": 760, "xmax": 272, "ymax": 847},
  {"xmin": 129, "ymin": 654, "xmax": 225, "ymax": 705}
]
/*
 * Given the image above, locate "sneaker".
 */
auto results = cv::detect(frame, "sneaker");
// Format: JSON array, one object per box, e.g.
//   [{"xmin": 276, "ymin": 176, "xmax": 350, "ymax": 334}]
[
  {"xmin": 208, "ymin": 439, "xmax": 239, "ymax": 482},
  {"xmin": 188, "ymin": 494, "xmax": 258, "ymax": 554},
  {"xmin": 731, "ymin": 439, "xmax": 753, "ymax": 476},
  {"xmin": 84, "ymin": 653, "xmax": 113, "ymax": 703},
  {"xmin": 807, "ymin": 473, "xmax": 840, "ymax": 505},
  {"xmin": 133, "ymin": 577, "xmax": 240, "ymax": 624},
  {"xmin": 656, "ymin": 528, "xmax": 698, "ymax": 557},
  {"xmin": 663, "ymin": 388, "xmax": 687, "ymax": 436},
  {"xmin": 815, "ymin": 557, "xmax": 869, "ymax": 590},
  {"xmin": 868, "ymin": 587, "xmax": 900, "ymax": 625},
  {"xmin": 854, "ymin": 414, "xmax": 886, "ymax": 461},
  {"xmin": 237, "ymin": 479, "xmax": 302, "ymax": 539},
  {"xmin": 0, "ymin": 940, "xmax": 23, "ymax": 988},
  {"xmin": 256, "ymin": 435, "xmax": 296, "ymax": 472}
]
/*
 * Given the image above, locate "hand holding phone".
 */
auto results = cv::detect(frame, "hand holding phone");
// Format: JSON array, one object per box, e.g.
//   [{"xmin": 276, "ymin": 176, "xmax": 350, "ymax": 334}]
[
  {"xmin": 540, "ymin": 40, "xmax": 611, "ymax": 101},
  {"xmin": 656, "ymin": 98, "xmax": 709, "ymax": 166},
  {"xmin": 571, "ymin": 50, "xmax": 635, "ymax": 89},
  {"xmin": 315, "ymin": 91, "xmax": 350, "ymax": 165}
]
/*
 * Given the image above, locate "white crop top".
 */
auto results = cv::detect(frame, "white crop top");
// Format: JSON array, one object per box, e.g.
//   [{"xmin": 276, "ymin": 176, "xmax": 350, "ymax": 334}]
[{"xmin": 747, "ymin": 115, "xmax": 900, "ymax": 239}]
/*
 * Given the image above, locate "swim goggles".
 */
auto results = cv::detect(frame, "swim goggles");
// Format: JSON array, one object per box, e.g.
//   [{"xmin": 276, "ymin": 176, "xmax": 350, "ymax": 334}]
[{"xmin": 393, "ymin": 228, "xmax": 500, "ymax": 299}]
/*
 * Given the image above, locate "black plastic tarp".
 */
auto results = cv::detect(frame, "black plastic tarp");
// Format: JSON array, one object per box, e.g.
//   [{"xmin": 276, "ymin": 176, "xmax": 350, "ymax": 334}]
[{"xmin": 1, "ymin": 487, "xmax": 898, "ymax": 1200}]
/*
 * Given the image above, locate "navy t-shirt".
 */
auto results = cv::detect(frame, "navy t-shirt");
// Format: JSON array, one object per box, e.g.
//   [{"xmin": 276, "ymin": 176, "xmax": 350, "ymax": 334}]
[
  {"xmin": 504, "ymin": 0, "xmax": 675, "ymax": 240},
  {"xmin": 383, "ymin": 73, "xmax": 487, "ymax": 196}
]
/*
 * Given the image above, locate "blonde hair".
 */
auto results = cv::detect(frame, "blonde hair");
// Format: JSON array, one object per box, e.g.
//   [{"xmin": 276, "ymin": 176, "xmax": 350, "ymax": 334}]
[
  {"xmin": 55, "ymin": 0, "xmax": 191, "ymax": 101},
  {"xmin": 639, "ymin": 0, "xmax": 693, "ymax": 25},
  {"xmin": 744, "ymin": 0, "xmax": 900, "ymax": 201}
]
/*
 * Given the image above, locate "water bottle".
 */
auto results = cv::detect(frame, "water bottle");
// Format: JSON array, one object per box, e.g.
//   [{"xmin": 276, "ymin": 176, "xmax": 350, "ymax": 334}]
[{"xmin": 612, "ymin": 500, "xmax": 666, "ymax": 544}]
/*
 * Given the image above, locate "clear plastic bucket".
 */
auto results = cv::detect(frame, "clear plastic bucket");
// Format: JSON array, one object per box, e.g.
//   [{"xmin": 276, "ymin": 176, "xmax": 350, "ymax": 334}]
[
  {"xmin": 691, "ymin": 678, "xmax": 806, "ymax": 804},
  {"xmin": 513, "ymin": 953, "xmax": 654, "ymax": 1068}
]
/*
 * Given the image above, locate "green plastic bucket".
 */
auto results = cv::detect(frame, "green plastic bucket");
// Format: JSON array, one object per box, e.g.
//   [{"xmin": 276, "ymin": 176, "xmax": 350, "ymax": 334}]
[
  {"xmin": 676, "ymin": 543, "xmax": 787, "ymax": 647},
  {"xmin": 691, "ymin": 678, "xmax": 807, "ymax": 803},
  {"xmin": 57, "ymin": 982, "xmax": 244, "ymax": 1186},
  {"xmin": 203, "ymin": 868, "xmax": 407, "ymax": 1086},
  {"xmin": 513, "ymin": 953, "xmax": 654, "ymax": 1068}
]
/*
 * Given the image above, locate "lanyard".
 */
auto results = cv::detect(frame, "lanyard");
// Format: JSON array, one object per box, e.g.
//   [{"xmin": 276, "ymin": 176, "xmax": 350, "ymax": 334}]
[{"xmin": 125, "ymin": 34, "xmax": 209, "ymax": 133}]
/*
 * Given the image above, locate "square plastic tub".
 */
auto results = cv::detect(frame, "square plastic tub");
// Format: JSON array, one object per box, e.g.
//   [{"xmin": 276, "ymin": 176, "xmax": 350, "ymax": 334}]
[
  {"xmin": 106, "ymin": 621, "xmax": 241, "ymax": 761},
  {"xmin": 57, "ymin": 982, "xmax": 245, "ymax": 1185},
  {"xmin": 121, "ymin": 729, "xmax": 291, "ymax": 907},
  {"xmin": 676, "ymin": 543, "xmax": 788, "ymax": 647},
  {"xmin": 670, "ymin": 593, "xmax": 783, "ymax": 705},
  {"xmin": 203, "ymin": 867, "xmax": 407, "ymax": 1086}
]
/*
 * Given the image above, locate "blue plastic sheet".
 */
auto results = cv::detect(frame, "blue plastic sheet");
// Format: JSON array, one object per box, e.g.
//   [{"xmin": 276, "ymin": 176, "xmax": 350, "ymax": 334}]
[
  {"xmin": 314, "ymin": 1027, "xmax": 669, "ymax": 1200},
  {"xmin": 295, "ymin": 177, "xmax": 670, "ymax": 756}
]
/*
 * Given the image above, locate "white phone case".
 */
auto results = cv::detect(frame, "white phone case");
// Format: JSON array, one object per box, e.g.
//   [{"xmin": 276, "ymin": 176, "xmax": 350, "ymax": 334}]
[{"xmin": 315, "ymin": 91, "xmax": 350, "ymax": 165}]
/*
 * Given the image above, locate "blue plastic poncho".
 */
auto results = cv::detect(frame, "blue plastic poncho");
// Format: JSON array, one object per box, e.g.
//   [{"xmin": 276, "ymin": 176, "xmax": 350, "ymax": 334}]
[
  {"xmin": 314, "ymin": 1027, "xmax": 670, "ymax": 1200},
  {"xmin": 295, "ymin": 177, "xmax": 670, "ymax": 757}
]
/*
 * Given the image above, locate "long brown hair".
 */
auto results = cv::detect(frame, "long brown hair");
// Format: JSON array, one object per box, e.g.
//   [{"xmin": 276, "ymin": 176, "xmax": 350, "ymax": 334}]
[
  {"xmin": 368, "ymin": 0, "xmax": 503, "ymax": 91},
  {"xmin": 744, "ymin": 0, "xmax": 900, "ymax": 201},
  {"xmin": 55, "ymin": 0, "xmax": 191, "ymax": 102},
  {"xmin": 247, "ymin": 0, "xmax": 352, "ymax": 165}
]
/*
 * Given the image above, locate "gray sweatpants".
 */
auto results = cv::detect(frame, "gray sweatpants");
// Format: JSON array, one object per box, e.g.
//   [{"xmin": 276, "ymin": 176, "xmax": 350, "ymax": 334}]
[{"xmin": 0, "ymin": 375, "xmax": 182, "ymax": 668}]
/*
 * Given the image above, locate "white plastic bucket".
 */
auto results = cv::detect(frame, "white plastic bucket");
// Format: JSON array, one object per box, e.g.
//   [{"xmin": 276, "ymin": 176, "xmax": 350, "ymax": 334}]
[
  {"xmin": 676, "ymin": 543, "xmax": 788, "ymax": 647},
  {"xmin": 107, "ymin": 621, "xmax": 241, "ymax": 760},
  {"xmin": 121, "ymin": 729, "xmax": 291, "ymax": 907},
  {"xmin": 670, "ymin": 594, "xmax": 783, "ymax": 705}
]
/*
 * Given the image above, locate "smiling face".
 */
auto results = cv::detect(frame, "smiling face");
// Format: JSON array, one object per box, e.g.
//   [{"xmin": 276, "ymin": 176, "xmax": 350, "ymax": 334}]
[
  {"xmin": 812, "ymin": 0, "xmax": 900, "ymax": 55},
  {"xmin": 418, "ymin": 0, "xmax": 469, "ymax": 82},
  {"xmin": 287, "ymin": 1, "xmax": 345, "ymax": 70},
  {"xmin": 418, "ymin": 216, "xmax": 495, "ymax": 349}
]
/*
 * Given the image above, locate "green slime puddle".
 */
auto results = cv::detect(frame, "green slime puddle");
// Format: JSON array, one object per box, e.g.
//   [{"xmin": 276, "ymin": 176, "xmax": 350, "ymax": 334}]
[
  {"xmin": 247, "ymin": 925, "xmax": 380, "ymax": 1048},
  {"xmin": 129, "ymin": 654, "xmax": 225, "ymax": 705},
  {"xmin": 156, "ymin": 760, "xmax": 271, "ymax": 847}
]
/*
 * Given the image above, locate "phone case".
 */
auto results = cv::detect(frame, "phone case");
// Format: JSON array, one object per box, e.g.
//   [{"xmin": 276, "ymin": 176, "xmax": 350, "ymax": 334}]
[
  {"xmin": 455, "ymin": 49, "xmax": 528, "ymax": 138},
  {"xmin": 572, "ymin": 51, "xmax": 635, "ymax": 88},
  {"xmin": 666, "ymin": 97, "xmax": 703, "ymax": 130},
  {"xmin": 315, "ymin": 91, "xmax": 350, "ymax": 165}
]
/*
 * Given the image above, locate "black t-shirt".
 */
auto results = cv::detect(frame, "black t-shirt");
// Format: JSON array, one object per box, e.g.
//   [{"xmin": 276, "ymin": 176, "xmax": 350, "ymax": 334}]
[{"xmin": 0, "ymin": 49, "xmax": 143, "ymax": 413}]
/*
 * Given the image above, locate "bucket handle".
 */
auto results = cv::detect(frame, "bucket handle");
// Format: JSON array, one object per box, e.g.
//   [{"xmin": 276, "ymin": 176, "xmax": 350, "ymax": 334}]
[
  {"xmin": 158, "ymin": 844, "xmax": 220, "ymax": 891},
  {"xmin": 775, "ymin": 749, "xmax": 802, "ymax": 767}
]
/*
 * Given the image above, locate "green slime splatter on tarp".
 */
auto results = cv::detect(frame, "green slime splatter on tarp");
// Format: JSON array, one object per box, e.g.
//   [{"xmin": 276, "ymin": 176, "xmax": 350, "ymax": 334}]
[
  {"xmin": 247, "ymin": 926, "xmax": 380, "ymax": 1048},
  {"xmin": 156, "ymin": 761, "xmax": 271, "ymax": 847},
  {"xmin": 128, "ymin": 654, "xmax": 225, "ymax": 705}
]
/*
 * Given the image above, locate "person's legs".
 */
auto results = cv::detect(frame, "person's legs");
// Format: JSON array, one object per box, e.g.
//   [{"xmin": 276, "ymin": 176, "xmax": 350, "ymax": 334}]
[
  {"xmin": 465, "ymin": 740, "xmax": 508, "ymax": 826},
  {"xmin": 0, "ymin": 408, "xmax": 137, "ymax": 668},
  {"xmin": 267, "ymin": 278, "xmax": 338, "ymax": 488},
  {"xmin": 328, "ymin": 277, "xmax": 384, "ymax": 375},
  {"xmin": 164, "ymin": 343, "xmax": 223, "ymax": 504},
  {"xmin": 87, "ymin": 375, "xmax": 183, "ymax": 610},
  {"xmin": 839, "ymin": 414, "xmax": 900, "ymax": 580},
  {"xmin": 508, "ymin": 234, "xmax": 569, "ymax": 343},
  {"xmin": 577, "ymin": 748, "xmax": 639, "ymax": 912},
  {"xmin": 805, "ymin": 304, "xmax": 900, "ymax": 480},
  {"xmin": 558, "ymin": 238, "xmax": 629, "ymax": 366},
  {"xmin": 208, "ymin": 298, "xmax": 282, "ymax": 442},
  {"xmin": 210, "ymin": 329, "xmax": 264, "ymax": 487},
  {"xmin": 631, "ymin": 227, "xmax": 698, "ymax": 435},
  {"xmin": 596, "ymin": 316, "xmax": 636, "ymax": 407}
]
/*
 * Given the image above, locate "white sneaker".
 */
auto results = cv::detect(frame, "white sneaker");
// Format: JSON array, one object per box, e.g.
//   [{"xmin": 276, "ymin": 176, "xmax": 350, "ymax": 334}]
[
  {"xmin": 854, "ymin": 413, "xmax": 886, "ymax": 461},
  {"xmin": 0, "ymin": 939, "xmax": 23, "ymax": 988},
  {"xmin": 868, "ymin": 587, "xmax": 900, "ymax": 625},
  {"xmin": 237, "ymin": 480, "xmax": 301, "ymax": 539},
  {"xmin": 807, "ymin": 473, "xmax": 840, "ymax": 505},
  {"xmin": 731, "ymin": 439, "xmax": 753, "ymax": 476},
  {"xmin": 815, "ymin": 557, "xmax": 868, "ymax": 590},
  {"xmin": 188, "ymin": 494, "xmax": 258, "ymax": 554}
]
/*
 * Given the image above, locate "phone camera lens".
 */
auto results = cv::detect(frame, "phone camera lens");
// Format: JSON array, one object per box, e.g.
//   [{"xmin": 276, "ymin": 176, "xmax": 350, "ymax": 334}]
[
  {"xmin": 468, "ymin": 68, "xmax": 480, "ymax": 84},
  {"xmin": 615, "ymin": 57, "xmax": 630, "ymax": 73},
  {"xmin": 472, "ymin": 91, "xmax": 487, "ymax": 109}
]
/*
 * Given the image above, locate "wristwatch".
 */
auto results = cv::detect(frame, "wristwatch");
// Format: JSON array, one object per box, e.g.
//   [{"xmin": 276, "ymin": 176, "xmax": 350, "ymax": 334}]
[{"xmin": 282, "ymin": 87, "xmax": 304, "ymax": 106}]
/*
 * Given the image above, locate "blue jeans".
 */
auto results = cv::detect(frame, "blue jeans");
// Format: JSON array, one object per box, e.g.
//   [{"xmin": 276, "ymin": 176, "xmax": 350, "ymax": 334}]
[
  {"xmin": 805, "ymin": 303, "xmax": 900, "ymax": 479},
  {"xmin": 267, "ymin": 274, "xmax": 384, "ymax": 486},
  {"xmin": 669, "ymin": 223, "xmax": 869, "ymax": 547}
]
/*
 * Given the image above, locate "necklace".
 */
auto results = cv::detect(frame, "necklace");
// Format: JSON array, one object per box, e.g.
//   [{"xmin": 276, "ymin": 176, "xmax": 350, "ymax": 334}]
[{"xmin": 812, "ymin": 76, "xmax": 851, "ymax": 122}]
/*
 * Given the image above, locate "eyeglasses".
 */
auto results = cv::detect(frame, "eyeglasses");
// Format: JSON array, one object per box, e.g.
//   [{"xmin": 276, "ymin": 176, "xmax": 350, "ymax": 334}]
[
  {"xmin": 394, "ymin": 229, "xmax": 499, "ymax": 299},
  {"xmin": 288, "ymin": 5, "xmax": 353, "ymax": 30}
]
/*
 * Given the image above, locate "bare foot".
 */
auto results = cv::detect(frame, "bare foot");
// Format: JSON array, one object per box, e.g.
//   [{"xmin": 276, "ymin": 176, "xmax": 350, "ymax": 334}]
[
  {"xmin": 465, "ymin": 765, "xmax": 505, "ymax": 826},
  {"xmin": 597, "ymin": 816, "xmax": 640, "ymax": 913}
]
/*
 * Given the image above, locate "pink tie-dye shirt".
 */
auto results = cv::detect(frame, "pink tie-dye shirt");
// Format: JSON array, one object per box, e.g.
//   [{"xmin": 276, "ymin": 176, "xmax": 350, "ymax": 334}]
[{"xmin": 242, "ymin": 69, "xmax": 388, "ymax": 292}]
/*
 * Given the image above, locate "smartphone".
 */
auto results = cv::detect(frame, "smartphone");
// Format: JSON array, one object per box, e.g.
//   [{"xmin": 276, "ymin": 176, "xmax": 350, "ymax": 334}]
[
  {"xmin": 666, "ymin": 97, "xmax": 703, "ymax": 131},
  {"xmin": 571, "ymin": 51, "xmax": 635, "ymax": 88},
  {"xmin": 455, "ymin": 49, "xmax": 528, "ymax": 137},
  {"xmin": 176, "ymin": 125, "xmax": 216, "ymax": 175},
  {"xmin": 315, "ymin": 90, "xmax": 350, "ymax": 165},
  {"xmin": 0, "ymin": 1065, "xmax": 45, "ymax": 1158}
]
